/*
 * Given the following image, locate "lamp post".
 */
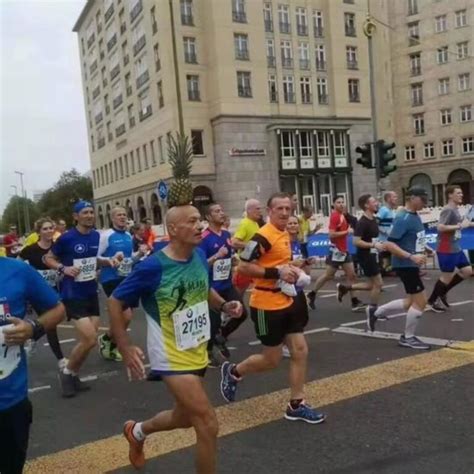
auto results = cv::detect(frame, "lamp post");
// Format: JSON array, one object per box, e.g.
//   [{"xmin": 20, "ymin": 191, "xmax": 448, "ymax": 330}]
[
  {"xmin": 10, "ymin": 185, "xmax": 22, "ymax": 235},
  {"xmin": 14, "ymin": 170, "xmax": 30, "ymax": 234}
]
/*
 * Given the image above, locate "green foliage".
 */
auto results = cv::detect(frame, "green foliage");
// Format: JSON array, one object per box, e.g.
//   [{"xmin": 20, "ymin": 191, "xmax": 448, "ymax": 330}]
[{"xmin": 0, "ymin": 196, "xmax": 39, "ymax": 235}]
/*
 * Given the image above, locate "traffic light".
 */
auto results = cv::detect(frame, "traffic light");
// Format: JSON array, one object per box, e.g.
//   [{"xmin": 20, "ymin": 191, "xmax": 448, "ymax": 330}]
[
  {"xmin": 377, "ymin": 140, "xmax": 397, "ymax": 178},
  {"xmin": 355, "ymin": 143, "xmax": 373, "ymax": 169}
]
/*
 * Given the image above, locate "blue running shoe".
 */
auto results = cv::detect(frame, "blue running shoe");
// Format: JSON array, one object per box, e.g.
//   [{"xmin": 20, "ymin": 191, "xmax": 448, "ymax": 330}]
[
  {"xmin": 220, "ymin": 361, "xmax": 240, "ymax": 403},
  {"xmin": 398, "ymin": 335, "xmax": 431, "ymax": 350},
  {"xmin": 284, "ymin": 402, "xmax": 326, "ymax": 424}
]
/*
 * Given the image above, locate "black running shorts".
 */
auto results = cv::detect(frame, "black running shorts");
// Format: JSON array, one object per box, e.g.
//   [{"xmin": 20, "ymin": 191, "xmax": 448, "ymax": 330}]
[
  {"xmin": 358, "ymin": 254, "xmax": 380, "ymax": 277},
  {"xmin": 63, "ymin": 294, "xmax": 100, "ymax": 321},
  {"xmin": 395, "ymin": 268, "xmax": 425, "ymax": 294}
]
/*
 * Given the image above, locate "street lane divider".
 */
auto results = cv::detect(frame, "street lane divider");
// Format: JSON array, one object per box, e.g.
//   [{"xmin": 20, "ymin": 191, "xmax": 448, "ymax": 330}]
[{"xmin": 248, "ymin": 327, "xmax": 330, "ymax": 346}]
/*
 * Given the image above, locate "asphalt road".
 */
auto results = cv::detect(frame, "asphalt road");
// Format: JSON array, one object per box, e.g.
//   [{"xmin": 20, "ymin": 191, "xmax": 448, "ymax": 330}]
[{"xmin": 24, "ymin": 271, "xmax": 474, "ymax": 473}]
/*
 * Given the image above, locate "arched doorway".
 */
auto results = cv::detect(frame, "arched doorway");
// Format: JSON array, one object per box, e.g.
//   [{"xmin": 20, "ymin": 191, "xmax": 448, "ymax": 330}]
[
  {"xmin": 193, "ymin": 185, "xmax": 213, "ymax": 215},
  {"xmin": 97, "ymin": 206, "xmax": 104, "ymax": 228},
  {"xmin": 409, "ymin": 173, "xmax": 433, "ymax": 206},
  {"xmin": 105, "ymin": 204, "xmax": 112, "ymax": 227},
  {"xmin": 125, "ymin": 199, "xmax": 134, "ymax": 221},
  {"xmin": 137, "ymin": 196, "xmax": 147, "ymax": 221},
  {"xmin": 448, "ymin": 169, "xmax": 472, "ymax": 204},
  {"xmin": 150, "ymin": 193, "xmax": 162, "ymax": 224}
]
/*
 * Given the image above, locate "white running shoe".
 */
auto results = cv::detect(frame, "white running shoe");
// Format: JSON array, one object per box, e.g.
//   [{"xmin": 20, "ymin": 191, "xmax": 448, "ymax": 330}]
[
  {"xmin": 58, "ymin": 358, "xmax": 69, "ymax": 370},
  {"xmin": 282, "ymin": 345, "xmax": 291, "ymax": 358}
]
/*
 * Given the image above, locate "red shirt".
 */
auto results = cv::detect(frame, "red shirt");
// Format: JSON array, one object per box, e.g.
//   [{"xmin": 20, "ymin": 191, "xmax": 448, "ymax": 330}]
[
  {"xmin": 329, "ymin": 211, "xmax": 348, "ymax": 252},
  {"xmin": 3, "ymin": 232, "xmax": 19, "ymax": 256}
]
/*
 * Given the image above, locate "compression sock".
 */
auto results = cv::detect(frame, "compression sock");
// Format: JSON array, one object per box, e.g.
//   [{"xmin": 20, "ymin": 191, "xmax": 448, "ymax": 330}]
[
  {"xmin": 428, "ymin": 279, "xmax": 447, "ymax": 304},
  {"xmin": 404, "ymin": 306, "xmax": 423, "ymax": 338},
  {"xmin": 445, "ymin": 273, "xmax": 464, "ymax": 293},
  {"xmin": 46, "ymin": 329, "xmax": 64, "ymax": 360},
  {"xmin": 374, "ymin": 298, "xmax": 405, "ymax": 318}
]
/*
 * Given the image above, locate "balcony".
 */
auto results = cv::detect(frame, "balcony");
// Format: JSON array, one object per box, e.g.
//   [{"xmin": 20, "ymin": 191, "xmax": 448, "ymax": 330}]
[
  {"xmin": 115, "ymin": 124, "xmax": 126, "ymax": 137},
  {"xmin": 269, "ymin": 90, "xmax": 278, "ymax": 102},
  {"xmin": 133, "ymin": 35, "xmax": 146, "ymax": 56},
  {"xmin": 232, "ymin": 10, "xmax": 247, "ymax": 23},
  {"xmin": 98, "ymin": 137, "xmax": 106, "ymax": 149},
  {"xmin": 124, "ymin": 54, "xmax": 129, "ymax": 66},
  {"xmin": 113, "ymin": 94, "xmax": 123, "ymax": 109},
  {"xmin": 120, "ymin": 23, "xmax": 126, "ymax": 34},
  {"xmin": 181, "ymin": 14, "xmax": 194, "ymax": 26},
  {"xmin": 188, "ymin": 89, "xmax": 201, "ymax": 101},
  {"xmin": 184, "ymin": 52, "xmax": 197, "ymax": 64},
  {"xmin": 315, "ymin": 59, "xmax": 326, "ymax": 71},
  {"xmin": 129, "ymin": 116, "xmax": 136, "ymax": 128},
  {"xmin": 105, "ymin": 4, "xmax": 114, "ymax": 22},
  {"xmin": 92, "ymin": 86, "xmax": 100, "ymax": 99},
  {"xmin": 297, "ymin": 24, "xmax": 308, "ymax": 36},
  {"xmin": 238, "ymin": 86, "xmax": 252, "ymax": 98},
  {"xmin": 264, "ymin": 19, "xmax": 273, "ymax": 32},
  {"xmin": 299, "ymin": 58, "xmax": 310, "ymax": 70},
  {"xmin": 90, "ymin": 60, "xmax": 98, "ymax": 75},
  {"xmin": 301, "ymin": 93, "xmax": 312, "ymax": 104},
  {"xmin": 110, "ymin": 64, "xmax": 120, "ymax": 80},
  {"xmin": 282, "ymin": 57, "xmax": 293, "ymax": 68},
  {"xmin": 139, "ymin": 105, "xmax": 152, "ymax": 121},
  {"xmin": 87, "ymin": 33, "xmax": 95, "ymax": 49},
  {"xmin": 279, "ymin": 22, "xmax": 291, "ymax": 34},
  {"xmin": 94, "ymin": 112, "xmax": 103, "ymax": 124},
  {"xmin": 410, "ymin": 66, "xmax": 421, "ymax": 76},
  {"xmin": 314, "ymin": 26, "xmax": 324, "ymax": 37},
  {"xmin": 152, "ymin": 21, "xmax": 158, "ymax": 34},
  {"xmin": 347, "ymin": 60, "xmax": 358, "ymax": 70},
  {"xmin": 235, "ymin": 48, "xmax": 249, "ymax": 60},
  {"xmin": 130, "ymin": 0, "xmax": 143, "ymax": 22},
  {"xmin": 409, "ymin": 35, "xmax": 420, "ymax": 46},
  {"xmin": 267, "ymin": 55, "xmax": 276, "ymax": 68},
  {"xmin": 318, "ymin": 94, "xmax": 328, "ymax": 104},
  {"xmin": 284, "ymin": 92, "xmax": 296, "ymax": 103},
  {"xmin": 136, "ymin": 70, "xmax": 149, "ymax": 89},
  {"xmin": 107, "ymin": 34, "xmax": 117, "ymax": 52},
  {"xmin": 345, "ymin": 26, "xmax": 356, "ymax": 37},
  {"xmin": 126, "ymin": 85, "xmax": 132, "ymax": 96}
]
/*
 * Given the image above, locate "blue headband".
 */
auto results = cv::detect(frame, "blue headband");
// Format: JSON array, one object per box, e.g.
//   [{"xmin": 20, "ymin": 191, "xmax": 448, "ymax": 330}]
[{"xmin": 73, "ymin": 200, "xmax": 93, "ymax": 213}]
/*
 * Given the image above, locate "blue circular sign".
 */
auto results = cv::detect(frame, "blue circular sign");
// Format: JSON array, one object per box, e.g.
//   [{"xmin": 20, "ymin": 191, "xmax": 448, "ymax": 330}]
[{"xmin": 157, "ymin": 180, "xmax": 168, "ymax": 200}]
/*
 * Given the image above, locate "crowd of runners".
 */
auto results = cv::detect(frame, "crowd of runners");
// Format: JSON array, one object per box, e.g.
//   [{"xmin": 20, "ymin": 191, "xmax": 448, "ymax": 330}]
[{"xmin": 1, "ymin": 185, "xmax": 473, "ymax": 473}]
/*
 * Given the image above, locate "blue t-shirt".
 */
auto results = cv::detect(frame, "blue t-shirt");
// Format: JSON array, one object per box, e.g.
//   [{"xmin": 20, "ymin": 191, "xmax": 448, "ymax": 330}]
[
  {"xmin": 290, "ymin": 239, "xmax": 303, "ymax": 260},
  {"xmin": 199, "ymin": 228, "xmax": 233, "ymax": 292},
  {"xmin": 377, "ymin": 206, "xmax": 396, "ymax": 242},
  {"xmin": 0, "ymin": 258, "xmax": 60, "ymax": 410},
  {"xmin": 388, "ymin": 209, "xmax": 425, "ymax": 268},
  {"xmin": 52, "ymin": 227, "xmax": 100, "ymax": 299},
  {"xmin": 98, "ymin": 228, "xmax": 134, "ymax": 283}
]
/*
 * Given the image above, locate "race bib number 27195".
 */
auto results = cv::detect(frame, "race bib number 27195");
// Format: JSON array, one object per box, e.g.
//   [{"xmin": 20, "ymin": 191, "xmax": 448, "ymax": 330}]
[{"xmin": 173, "ymin": 301, "xmax": 210, "ymax": 351}]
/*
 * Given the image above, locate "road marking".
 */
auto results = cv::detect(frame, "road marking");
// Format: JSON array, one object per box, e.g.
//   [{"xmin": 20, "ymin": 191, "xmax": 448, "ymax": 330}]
[
  {"xmin": 28, "ymin": 385, "xmax": 51, "ymax": 394},
  {"xmin": 248, "ymin": 327, "xmax": 330, "ymax": 346},
  {"xmin": 25, "ymin": 349, "xmax": 474, "ymax": 473},
  {"xmin": 332, "ymin": 326, "xmax": 462, "ymax": 347},
  {"xmin": 58, "ymin": 325, "xmax": 130, "ymax": 332},
  {"xmin": 318, "ymin": 284, "xmax": 398, "ymax": 300},
  {"xmin": 451, "ymin": 318, "xmax": 464, "ymax": 322},
  {"xmin": 44, "ymin": 338, "xmax": 75, "ymax": 347},
  {"xmin": 449, "ymin": 300, "xmax": 473, "ymax": 306}
]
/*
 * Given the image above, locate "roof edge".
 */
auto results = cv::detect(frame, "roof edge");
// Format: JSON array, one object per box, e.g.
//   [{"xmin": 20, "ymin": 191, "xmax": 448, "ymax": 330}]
[{"xmin": 72, "ymin": 0, "xmax": 94, "ymax": 33}]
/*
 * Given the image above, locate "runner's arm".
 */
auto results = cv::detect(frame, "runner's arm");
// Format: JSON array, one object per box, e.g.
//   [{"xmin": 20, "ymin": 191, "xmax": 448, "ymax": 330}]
[
  {"xmin": 108, "ymin": 296, "xmax": 132, "ymax": 349},
  {"xmin": 43, "ymin": 250, "xmax": 62, "ymax": 270},
  {"xmin": 231, "ymin": 237, "xmax": 246, "ymax": 250},
  {"xmin": 353, "ymin": 236, "xmax": 373, "ymax": 249}
]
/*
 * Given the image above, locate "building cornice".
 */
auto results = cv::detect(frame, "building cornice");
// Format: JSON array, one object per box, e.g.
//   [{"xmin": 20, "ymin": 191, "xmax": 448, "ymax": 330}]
[
  {"xmin": 72, "ymin": 0, "xmax": 94, "ymax": 33},
  {"xmin": 210, "ymin": 114, "xmax": 372, "ymax": 125}
]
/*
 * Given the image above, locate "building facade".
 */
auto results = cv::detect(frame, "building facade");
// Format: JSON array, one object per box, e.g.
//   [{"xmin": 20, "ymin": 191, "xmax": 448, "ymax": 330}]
[{"xmin": 74, "ymin": 0, "xmax": 393, "ymax": 225}]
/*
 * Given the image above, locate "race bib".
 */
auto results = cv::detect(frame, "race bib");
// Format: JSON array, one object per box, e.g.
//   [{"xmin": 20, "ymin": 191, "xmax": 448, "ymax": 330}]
[
  {"xmin": 370, "ymin": 238, "xmax": 379, "ymax": 262},
  {"xmin": 213, "ymin": 258, "xmax": 231, "ymax": 281},
  {"xmin": 454, "ymin": 229, "xmax": 461, "ymax": 240},
  {"xmin": 38, "ymin": 269, "xmax": 58, "ymax": 287},
  {"xmin": 331, "ymin": 247, "xmax": 347, "ymax": 262},
  {"xmin": 117, "ymin": 258, "xmax": 133, "ymax": 277},
  {"xmin": 415, "ymin": 231, "xmax": 426, "ymax": 253},
  {"xmin": 0, "ymin": 323, "xmax": 21, "ymax": 381},
  {"xmin": 73, "ymin": 257, "xmax": 97, "ymax": 282},
  {"xmin": 173, "ymin": 301, "xmax": 210, "ymax": 351}
]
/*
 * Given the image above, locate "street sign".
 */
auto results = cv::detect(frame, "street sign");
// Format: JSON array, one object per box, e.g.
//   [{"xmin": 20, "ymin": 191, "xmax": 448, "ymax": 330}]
[{"xmin": 157, "ymin": 180, "xmax": 168, "ymax": 201}]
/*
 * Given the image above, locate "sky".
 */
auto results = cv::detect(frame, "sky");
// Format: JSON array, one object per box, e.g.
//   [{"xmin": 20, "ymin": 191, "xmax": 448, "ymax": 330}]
[{"xmin": 0, "ymin": 0, "xmax": 89, "ymax": 213}]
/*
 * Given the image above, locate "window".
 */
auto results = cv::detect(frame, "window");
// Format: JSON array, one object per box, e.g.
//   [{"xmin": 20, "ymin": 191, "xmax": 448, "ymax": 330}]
[
  {"xmin": 348, "ymin": 79, "xmax": 360, "ymax": 102},
  {"xmin": 334, "ymin": 131, "xmax": 347, "ymax": 157},
  {"xmin": 191, "ymin": 130, "xmax": 204, "ymax": 155},
  {"xmin": 462, "ymin": 137, "xmax": 474, "ymax": 154},
  {"xmin": 130, "ymin": 150, "xmax": 135, "ymax": 174},
  {"xmin": 299, "ymin": 131, "xmax": 312, "ymax": 157},
  {"xmin": 408, "ymin": 22, "xmax": 419, "ymax": 46},
  {"xmin": 316, "ymin": 131, "xmax": 330, "ymax": 157},
  {"xmin": 280, "ymin": 131, "xmax": 295, "ymax": 158},
  {"xmin": 437, "ymin": 46, "xmax": 448, "ymax": 64},
  {"xmin": 298, "ymin": 42, "xmax": 310, "ymax": 69},
  {"xmin": 112, "ymin": 81, "xmax": 123, "ymax": 109},
  {"xmin": 181, "ymin": 0, "xmax": 193, "ymax": 26},
  {"xmin": 460, "ymin": 105, "xmax": 473, "ymax": 123},
  {"xmin": 315, "ymin": 44, "xmax": 326, "ymax": 70},
  {"xmin": 281, "ymin": 40, "xmax": 293, "ymax": 68},
  {"xmin": 157, "ymin": 81, "xmax": 164, "ymax": 107},
  {"xmin": 150, "ymin": 140, "xmax": 157, "ymax": 166},
  {"xmin": 407, "ymin": 0, "xmax": 418, "ymax": 15},
  {"xmin": 234, "ymin": 33, "xmax": 249, "ymax": 60},
  {"xmin": 143, "ymin": 144, "xmax": 149, "ymax": 169},
  {"xmin": 135, "ymin": 55, "xmax": 149, "ymax": 89},
  {"xmin": 458, "ymin": 73, "xmax": 470, "ymax": 91},
  {"xmin": 139, "ymin": 90, "xmax": 152, "ymax": 120},
  {"xmin": 266, "ymin": 39, "xmax": 276, "ymax": 67},
  {"xmin": 232, "ymin": 0, "xmax": 246, "ymax": 23},
  {"xmin": 438, "ymin": 77, "xmax": 450, "ymax": 95},
  {"xmin": 411, "ymin": 83, "xmax": 423, "ymax": 106},
  {"xmin": 455, "ymin": 10, "xmax": 467, "ymax": 28},
  {"xmin": 263, "ymin": 3, "xmax": 273, "ymax": 32},
  {"xmin": 278, "ymin": 5, "xmax": 291, "ymax": 33},
  {"xmin": 435, "ymin": 15, "xmax": 447, "ymax": 33},
  {"xmin": 457, "ymin": 42, "xmax": 469, "ymax": 60},
  {"xmin": 283, "ymin": 75, "xmax": 295, "ymax": 103},
  {"xmin": 405, "ymin": 145, "xmax": 416, "ymax": 161},
  {"xmin": 424, "ymin": 143, "xmax": 435, "ymax": 159},
  {"xmin": 128, "ymin": 103, "xmax": 135, "ymax": 128},
  {"xmin": 409, "ymin": 52, "xmax": 421, "ymax": 75},
  {"xmin": 237, "ymin": 71, "xmax": 252, "ymax": 97},
  {"xmin": 151, "ymin": 6, "xmax": 157, "ymax": 34},
  {"xmin": 183, "ymin": 37, "xmax": 197, "ymax": 63},
  {"xmin": 413, "ymin": 113, "xmax": 424, "ymax": 135},
  {"xmin": 296, "ymin": 7, "xmax": 308, "ymax": 36},
  {"xmin": 346, "ymin": 46, "xmax": 357, "ymax": 69},
  {"xmin": 268, "ymin": 74, "xmax": 278, "ymax": 102},
  {"xmin": 187, "ymin": 75, "xmax": 200, "ymax": 101},
  {"xmin": 313, "ymin": 10, "xmax": 323, "ymax": 37},
  {"xmin": 344, "ymin": 12, "xmax": 356, "ymax": 36},
  {"xmin": 300, "ymin": 77, "xmax": 312, "ymax": 103},
  {"xmin": 316, "ymin": 77, "xmax": 328, "ymax": 104},
  {"xmin": 442, "ymin": 139, "xmax": 454, "ymax": 156},
  {"xmin": 440, "ymin": 108, "xmax": 453, "ymax": 125}
]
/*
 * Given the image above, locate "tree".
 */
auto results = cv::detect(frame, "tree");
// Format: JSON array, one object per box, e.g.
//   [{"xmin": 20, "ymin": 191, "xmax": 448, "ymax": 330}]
[
  {"xmin": 37, "ymin": 169, "xmax": 93, "ymax": 227},
  {"xmin": 0, "ymin": 196, "xmax": 39, "ymax": 235}
]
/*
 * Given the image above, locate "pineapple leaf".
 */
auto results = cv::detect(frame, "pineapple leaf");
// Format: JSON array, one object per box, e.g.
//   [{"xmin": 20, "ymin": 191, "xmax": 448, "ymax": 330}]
[{"xmin": 167, "ymin": 132, "xmax": 193, "ymax": 180}]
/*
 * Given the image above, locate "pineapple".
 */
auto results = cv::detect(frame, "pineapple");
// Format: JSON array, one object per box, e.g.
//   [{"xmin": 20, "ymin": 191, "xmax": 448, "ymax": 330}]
[{"xmin": 167, "ymin": 132, "xmax": 194, "ymax": 207}]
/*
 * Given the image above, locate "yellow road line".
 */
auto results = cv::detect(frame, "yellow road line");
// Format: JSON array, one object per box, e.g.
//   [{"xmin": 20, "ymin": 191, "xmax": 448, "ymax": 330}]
[{"xmin": 26, "ymin": 349, "xmax": 473, "ymax": 473}]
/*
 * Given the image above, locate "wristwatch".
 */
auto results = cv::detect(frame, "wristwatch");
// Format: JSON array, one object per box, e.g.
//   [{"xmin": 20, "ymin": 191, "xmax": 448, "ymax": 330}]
[
  {"xmin": 25, "ymin": 319, "xmax": 46, "ymax": 341},
  {"xmin": 57, "ymin": 264, "xmax": 65, "ymax": 275}
]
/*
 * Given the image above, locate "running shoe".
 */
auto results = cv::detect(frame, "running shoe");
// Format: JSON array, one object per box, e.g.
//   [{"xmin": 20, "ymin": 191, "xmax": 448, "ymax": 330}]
[
  {"xmin": 220, "ymin": 361, "xmax": 240, "ymax": 403},
  {"xmin": 98, "ymin": 333, "xmax": 112, "ymax": 360},
  {"xmin": 58, "ymin": 372, "xmax": 76, "ymax": 398},
  {"xmin": 398, "ymin": 335, "xmax": 431, "ymax": 350},
  {"xmin": 336, "ymin": 283, "xmax": 349, "ymax": 303},
  {"xmin": 366, "ymin": 305, "xmax": 378, "ymax": 332},
  {"xmin": 282, "ymin": 345, "xmax": 291, "ymax": 358},
  {"xmin": 214, "ymin": 333, "xmax": 230, "ymax": 359},
  {"xmin": 439, "ymin": 294, "xmax": 450, "ymax": 308},
  {"xmin": 207, "ymin": 350, "xmax": 222, "ymax": 369},
  {"xmin": 284, "ymin": 402, "xmax": 326, "ymax": 424},
  {"xmin": 351, "ymin": 300, "xmax": 367, "ymax": 312},
  {"xmin": 109, "ymin": 345, "xmax": 123, "ymax": 362},
  {"xmin": 426, "ymin": 301, "xmax": 446, "ymax": 313},
  {"xmin": 307, "ymin": 291, "xmax": 316, "ymax": 310},
  {"xmin": 123, "ymin": 420, "xmax": 146, "ymax": 470},
  {"xmin": 58, "ymin": 358, "xmax": 69, "ymax": 371},
  {"xmin": 72, "ymin": 376, "xmax": 91, "ymax": 392}
]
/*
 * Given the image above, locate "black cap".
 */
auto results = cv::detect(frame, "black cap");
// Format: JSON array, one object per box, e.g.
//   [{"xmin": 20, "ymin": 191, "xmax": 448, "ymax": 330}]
[{"xmin": 406, "ymin": 186, "xmax": 428, "ymax": 199}]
